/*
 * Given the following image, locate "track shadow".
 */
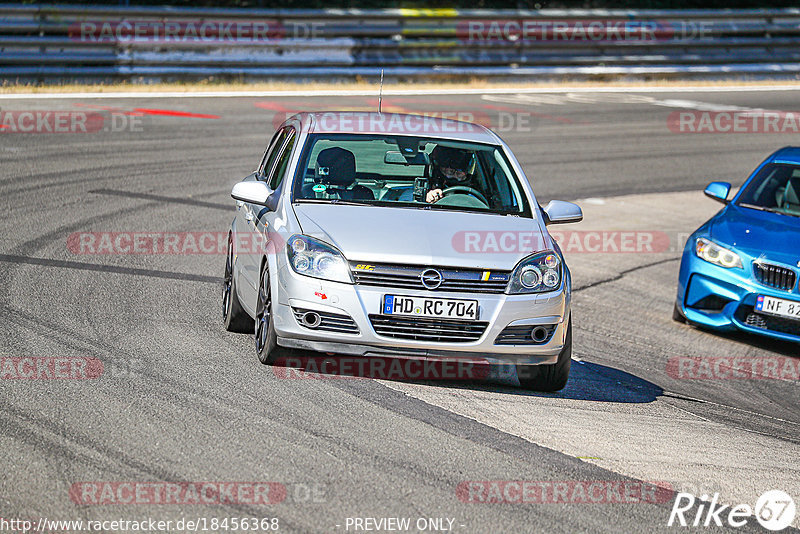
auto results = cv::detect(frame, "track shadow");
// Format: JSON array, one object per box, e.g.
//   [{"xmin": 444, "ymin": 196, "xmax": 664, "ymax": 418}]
[
  {"xmin": 0, "ymin": 254, "xmax": 218, "ymax": 284},
  {"xmin": 90, "ymin": 188, "xmax": 230, "ymax": 211},
  {"xmin": 443, "ymin": 360, "xmax": 663, "ymax": 403},
  {"xmin": 686, "ymin": 323, "xmax": 800, "ymax": 359},
  {"xmin": 536, "ymin": 360, "xmax": 663, "ymax": 402},
  {"xmin": 271, "ymin": 352, "xmax": 662, "ymax": 404}
]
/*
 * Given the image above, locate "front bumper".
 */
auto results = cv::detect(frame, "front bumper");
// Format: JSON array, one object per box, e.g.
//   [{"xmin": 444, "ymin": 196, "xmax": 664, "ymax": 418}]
[
  {"xmin": 272, "ymin": 265, "xmax": 570, "ymax": 366},
  {"xmin": 677, "ymin": 251, "xmax": 800, "ymax": 343}
]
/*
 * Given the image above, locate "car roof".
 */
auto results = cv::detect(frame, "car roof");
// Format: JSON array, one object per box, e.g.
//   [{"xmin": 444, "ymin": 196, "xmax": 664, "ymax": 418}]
[
  {"xmin": 286, "ymin": 111, "xmax": 501, "ymax": 144},
  {"xmin": 770, "ymin": 146, "xmax": 800, "ymax": 164}
]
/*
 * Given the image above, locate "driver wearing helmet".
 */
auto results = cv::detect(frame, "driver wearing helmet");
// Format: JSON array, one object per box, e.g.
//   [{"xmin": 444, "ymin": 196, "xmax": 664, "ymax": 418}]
[{"xmin": 425, "ymin": 145, "xmax": 475, "ymax": 203}]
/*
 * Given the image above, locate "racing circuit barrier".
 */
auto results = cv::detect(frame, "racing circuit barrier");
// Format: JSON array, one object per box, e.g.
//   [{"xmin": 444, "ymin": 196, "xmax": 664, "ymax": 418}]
[{"xmin": 1, "ymin": 4, "xmax": 800, "ymax": 81}]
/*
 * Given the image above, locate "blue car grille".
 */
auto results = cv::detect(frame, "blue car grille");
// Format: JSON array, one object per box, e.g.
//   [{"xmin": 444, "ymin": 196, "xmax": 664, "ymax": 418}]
[
  {"xmin": 753, "ymin": 262, "xmax": 797, "ymax": 292},
  {"xmin": 736, "ymin": 305, "xmax": 800, "ymax": 338}
]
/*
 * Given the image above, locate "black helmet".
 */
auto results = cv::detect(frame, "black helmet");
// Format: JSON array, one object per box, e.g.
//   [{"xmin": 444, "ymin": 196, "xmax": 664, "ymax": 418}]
[
  {"xmin": 430, "ymin": 145, "xmax": 471, "ymax": 172},
  {"xmin": 430, "ymin": 145, "xmax": 472, "ymax": 187}
]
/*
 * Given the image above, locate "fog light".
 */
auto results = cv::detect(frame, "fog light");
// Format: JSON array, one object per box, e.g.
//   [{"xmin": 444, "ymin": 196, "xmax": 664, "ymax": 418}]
[{"xmin": 531, "ymin": 326, "xmax": 549, "ymax": 342}]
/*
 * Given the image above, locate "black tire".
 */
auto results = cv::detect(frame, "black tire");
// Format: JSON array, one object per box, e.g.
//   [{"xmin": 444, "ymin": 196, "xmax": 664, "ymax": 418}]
[
  {"xmin": 672, "ymin": 302, "xmax": 687, "ymax": 324},
  {"xmin": 517, "ymin": 321, "xmax": 572, "ymax": 392},
  {"xmin": 255, "ymin": 261, "xmax": 289, "ymax": 365},
  {"xmin": 223, "ymin": 236, "xmax": 253, "ymax": 334}
]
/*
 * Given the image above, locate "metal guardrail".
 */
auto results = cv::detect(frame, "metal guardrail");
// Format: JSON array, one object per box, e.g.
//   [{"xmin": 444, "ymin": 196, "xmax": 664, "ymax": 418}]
[{"xmin": 1, "ymin": 4, "xmax": 800, "ymax": 81}]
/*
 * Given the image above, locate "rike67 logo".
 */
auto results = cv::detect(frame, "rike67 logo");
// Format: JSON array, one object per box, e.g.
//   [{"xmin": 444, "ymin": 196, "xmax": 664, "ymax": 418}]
[{"xmin": 669, "ymin": 490, "xmax": 796, "ymax": 531}]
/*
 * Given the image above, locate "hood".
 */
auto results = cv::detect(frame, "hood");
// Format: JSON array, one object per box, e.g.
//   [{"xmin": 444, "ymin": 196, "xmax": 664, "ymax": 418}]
[
  {"xmin": 710, "ymin": 204, "xmax": 800, "ymax": 265},
  {"xmin": 293, "ymin": 203, "xmax": 548, "ymax": 270}
]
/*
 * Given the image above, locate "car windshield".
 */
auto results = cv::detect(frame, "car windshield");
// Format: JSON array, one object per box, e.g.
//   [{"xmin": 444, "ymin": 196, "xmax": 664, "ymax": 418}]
[
  {"xmin": 737, "ymin": 163, "xmax": 800, "ymax": 218},
  {"xmin": 292, "ymin": 134, "xmax": 531, "ymax": 216}
]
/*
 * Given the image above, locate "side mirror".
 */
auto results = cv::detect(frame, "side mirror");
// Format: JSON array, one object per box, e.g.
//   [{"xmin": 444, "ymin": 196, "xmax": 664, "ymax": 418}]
[
  {"xmin": 543, "ymin": 200, "xmax": 583, "ymax": 225},
  {"xmin": 231, "ymin": 181, "xmax": 273, "ymax": 206},
  {"xmin": 704, "ymin": 182, "xmax": 731, "ymax": 204}
]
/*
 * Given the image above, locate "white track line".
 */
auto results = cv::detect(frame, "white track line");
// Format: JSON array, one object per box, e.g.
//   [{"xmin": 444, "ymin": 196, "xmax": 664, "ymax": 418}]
[{"xmin": 2, "ymin": 85, "xmax": 800, "ymax": 100}]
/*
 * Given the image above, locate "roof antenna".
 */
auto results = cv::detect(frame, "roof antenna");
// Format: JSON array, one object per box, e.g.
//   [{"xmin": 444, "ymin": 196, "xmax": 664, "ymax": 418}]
[{"xmin": 378, "ymin": 69, "xmax": 384, "ymax": 114}]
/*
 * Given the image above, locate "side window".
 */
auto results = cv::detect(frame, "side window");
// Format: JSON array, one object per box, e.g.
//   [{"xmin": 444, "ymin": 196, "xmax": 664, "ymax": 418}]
[
  {"xmin": 259, "ymin": 128, "xmax": 289, "ymax": 179},
  {"xmin": 267, "ymin": 131, "xmax": 296, "ymax": 190}
]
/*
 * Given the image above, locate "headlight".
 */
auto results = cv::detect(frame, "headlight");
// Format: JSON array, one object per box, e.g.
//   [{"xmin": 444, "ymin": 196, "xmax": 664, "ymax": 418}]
[
  {"xmin": 286, "ymin": 235, "xmax": 352, "ymax": 283},
  {"xmin": 695, "ymin": 237, "xmax": 742, "ymax": 269},
  {"xmin": 507, "ymin": 251, "xmax": 562, "ymax": 294}
]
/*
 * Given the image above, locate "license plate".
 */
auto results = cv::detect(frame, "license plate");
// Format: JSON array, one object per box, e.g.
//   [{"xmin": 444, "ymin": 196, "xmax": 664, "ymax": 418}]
[
  {"xmin": 755, "ymin": 295, "xmax": 800, "ymax": 321},
  {"xmin": 382, "ymin": 295, "xmax": 479, "ymax": 321}
]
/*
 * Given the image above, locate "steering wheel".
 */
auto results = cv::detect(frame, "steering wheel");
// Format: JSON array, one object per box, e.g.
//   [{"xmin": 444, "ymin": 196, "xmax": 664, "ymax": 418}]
[{"xmin": 436, "ymin": 186, "xmax": 490, "ymax": 206}]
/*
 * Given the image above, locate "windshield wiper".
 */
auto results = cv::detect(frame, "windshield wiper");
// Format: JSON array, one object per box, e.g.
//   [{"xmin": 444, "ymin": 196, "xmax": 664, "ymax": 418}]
[
  {"xmin": 738, "ymin": 203, "xmax": 769, "ymax": 212},
  {"xmin": 297, "ymin": 198, "xmax": 369, "ymax": 207},
  {"xmin": 739, "ymin": 203, "xmax": 800, "ymax": 218}
]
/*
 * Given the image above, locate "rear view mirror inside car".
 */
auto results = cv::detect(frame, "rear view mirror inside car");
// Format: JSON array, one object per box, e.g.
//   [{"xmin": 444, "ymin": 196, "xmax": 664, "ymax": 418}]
[{"xmin": 384, "ymin": 150, "xmax": 429, "ymax": 166}]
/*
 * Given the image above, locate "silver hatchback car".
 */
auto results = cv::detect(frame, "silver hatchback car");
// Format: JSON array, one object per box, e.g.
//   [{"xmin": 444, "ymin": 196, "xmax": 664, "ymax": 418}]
[{"xmin": 223, "ymin": 112, "xmax": 582, "ymax": 391}]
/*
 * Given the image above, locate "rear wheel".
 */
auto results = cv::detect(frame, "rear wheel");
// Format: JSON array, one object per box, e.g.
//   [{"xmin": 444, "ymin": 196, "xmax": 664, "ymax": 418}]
[
  {"xmin": 517, "ymin": 321, "xmax": 572, "ymax": 392},
  {"xmin": 255, "ymin": 261, "xmax": 289, "ymax": 365},
  {"xmin": 223, "ymin": 236, "xmax": 253, "ymax": 334}
]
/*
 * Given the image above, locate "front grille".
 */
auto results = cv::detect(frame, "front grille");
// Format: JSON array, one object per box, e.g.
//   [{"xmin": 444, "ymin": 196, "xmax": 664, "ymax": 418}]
[
  {"xmin": 753, "ymin": 262, "xmax": 797, "ymax": 291},
  {"xmin": 735, "ymin": 305, "xmax": 800, "ymax": 338},
  {"xmin": 495, "ymin": 324, "xmax": 557, "ymax": 345},
  {"xmin": 368, "ymin": 314, "xmax": 488, "ymax": 342},
  {"xmin": 292, "ymin": 308, "xmax": 359, "ymax": 334},
  {"xmin": 352, "ymin": 262, "xmax": 509, "ymax": 294}
]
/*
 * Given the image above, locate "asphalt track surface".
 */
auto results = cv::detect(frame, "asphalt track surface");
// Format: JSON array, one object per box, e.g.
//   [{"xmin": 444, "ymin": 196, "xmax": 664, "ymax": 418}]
[{"xmin": 1, "ymin": 88, "xmax": 798, "ymax": 533}]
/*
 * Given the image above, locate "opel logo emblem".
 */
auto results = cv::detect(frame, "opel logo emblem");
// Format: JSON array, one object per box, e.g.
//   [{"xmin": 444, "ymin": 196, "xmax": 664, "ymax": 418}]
[{"xmin": 420, "ymin": 268, "xmax": 443, "ymax": 290}]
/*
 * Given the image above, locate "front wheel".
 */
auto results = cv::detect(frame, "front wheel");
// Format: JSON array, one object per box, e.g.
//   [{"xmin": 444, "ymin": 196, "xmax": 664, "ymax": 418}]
[
  {"xmin": 255, "ymin": 261, "xmax": 289, "ymax": 365},
  {"xmin": 223, "ymin": 236, "xmax": 253, "ymax": 334},
  {"xmin": 517, "ymin": 321, "xmax": 572, "ymax": 392}
]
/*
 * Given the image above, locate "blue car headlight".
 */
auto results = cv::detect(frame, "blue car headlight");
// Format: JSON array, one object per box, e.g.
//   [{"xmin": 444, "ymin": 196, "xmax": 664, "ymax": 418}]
[
  {"xmin": 507, "ymin": 251, "xmax": 562, "ymax": 294},
  {"xmin": 695, "ymin": 237, "xmax": 742, "ymax": 269},
  {"xmin": 286, "ymin": 235, "xmax": 353, "ymax": 284}
]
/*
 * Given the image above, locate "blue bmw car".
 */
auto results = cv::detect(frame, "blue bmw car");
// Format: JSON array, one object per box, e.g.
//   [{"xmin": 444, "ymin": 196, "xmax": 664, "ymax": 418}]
[{"xmin": 675, "ymin": 147, "xmax": 800, "ymax": 343}]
